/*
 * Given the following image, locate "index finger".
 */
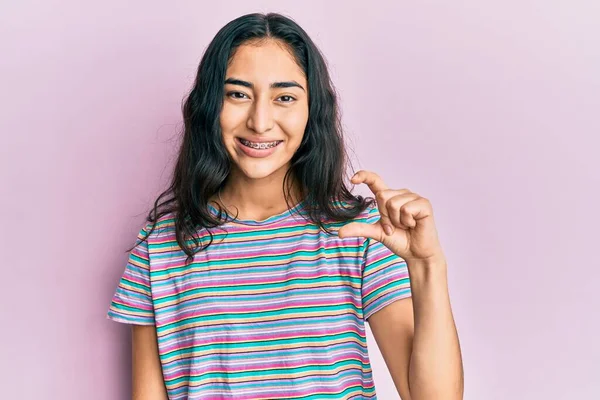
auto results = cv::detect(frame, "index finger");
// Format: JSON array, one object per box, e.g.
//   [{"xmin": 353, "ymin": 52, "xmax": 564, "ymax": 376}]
[{"xmin": 352, "ymin": 170, "xmax": 390, "ymax": 195}]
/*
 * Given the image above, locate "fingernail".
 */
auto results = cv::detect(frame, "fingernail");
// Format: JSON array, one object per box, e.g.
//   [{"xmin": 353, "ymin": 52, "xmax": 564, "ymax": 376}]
[{"xmin": 383, "ymin": 224, "xmax": 393, "ymax": 235}]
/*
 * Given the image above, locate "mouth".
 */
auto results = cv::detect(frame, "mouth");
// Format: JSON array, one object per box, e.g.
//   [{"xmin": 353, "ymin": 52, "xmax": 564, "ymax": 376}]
[
  {"xmin": 235, "ymin": 137, "xmax": 284, "ymax": 158},
  {"xmin": 237, "ymin": 138, "xmax": 283, "ymax": 150}
]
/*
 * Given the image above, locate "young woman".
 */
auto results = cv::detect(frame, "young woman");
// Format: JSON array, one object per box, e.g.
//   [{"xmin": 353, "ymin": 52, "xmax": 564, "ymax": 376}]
[{"xmin": 107, "ymin": 12, "xmax": 463, "ymax": 400}]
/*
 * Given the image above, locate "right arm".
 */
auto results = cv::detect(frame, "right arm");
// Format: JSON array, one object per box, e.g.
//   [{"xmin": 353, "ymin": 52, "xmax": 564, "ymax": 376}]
[{"xmin": 132, "ymin": 325, "xmax": 169, "ymax": 400}]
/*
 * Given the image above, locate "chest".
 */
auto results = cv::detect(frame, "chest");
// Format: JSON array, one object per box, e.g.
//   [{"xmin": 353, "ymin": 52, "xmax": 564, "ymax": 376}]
[{"xmin": 149, "ymin": 231, "xmax": 365, "ymax": 331}]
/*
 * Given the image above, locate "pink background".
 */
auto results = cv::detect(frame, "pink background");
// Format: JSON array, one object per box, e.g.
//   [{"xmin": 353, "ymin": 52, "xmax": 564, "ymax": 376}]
[{"xmin": 1, "ymin": 1, "xmax": 598, "ymax": 399}]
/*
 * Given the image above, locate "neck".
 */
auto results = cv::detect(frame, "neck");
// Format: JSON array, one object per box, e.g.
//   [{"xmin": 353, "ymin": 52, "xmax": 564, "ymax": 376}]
[{"xmin": 217, "ymin": 168, "xmax": 303, "ymax": 221}]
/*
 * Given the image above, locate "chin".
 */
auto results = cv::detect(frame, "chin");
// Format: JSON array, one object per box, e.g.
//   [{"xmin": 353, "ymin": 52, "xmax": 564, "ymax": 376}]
[{"xmin": 234, "ymin": 159, "xmax": 290, "ymax": 180}]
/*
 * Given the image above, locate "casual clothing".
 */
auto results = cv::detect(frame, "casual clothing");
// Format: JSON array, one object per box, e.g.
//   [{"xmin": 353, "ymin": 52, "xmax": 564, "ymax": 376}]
[{"xmin": 107, "ymin": 200, "xmax": 411, "ymax": 399}]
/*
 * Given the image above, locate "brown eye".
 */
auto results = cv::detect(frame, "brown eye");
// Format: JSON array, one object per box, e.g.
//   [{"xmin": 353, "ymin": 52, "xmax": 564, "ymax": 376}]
[
  {"xmin": 227, "ymin": 91, "xmax": 248, "ymax": 99},
  {"xmin": 278, "ymin": 95, "xmax": 296, "ymax": 103}
]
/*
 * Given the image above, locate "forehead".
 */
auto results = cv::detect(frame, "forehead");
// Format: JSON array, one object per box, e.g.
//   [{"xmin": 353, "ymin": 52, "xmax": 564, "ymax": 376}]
[{"xmin": 226, "ymin": 40, "xmax": 306, "ymax": 85}]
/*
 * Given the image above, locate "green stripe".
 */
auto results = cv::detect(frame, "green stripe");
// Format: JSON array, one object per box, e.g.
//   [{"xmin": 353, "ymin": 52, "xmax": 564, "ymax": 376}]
[
  {"xmin": 151, "ymin": 247, "xmax": 363, "ymax": 276},
  {"xmin": 153, "ymin": 275, "xmax": 361, "ymax": 305},
  {"xmin": 157, "ymin": 302, "xmax": 362, "ymax": 333},
  {"xmin": 162, "ymin": 354, "xmax": 369, "ymax": 385}
]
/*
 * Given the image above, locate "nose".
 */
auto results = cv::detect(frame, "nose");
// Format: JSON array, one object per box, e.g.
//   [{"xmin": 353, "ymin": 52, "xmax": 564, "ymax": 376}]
[{"xmin": 246, "ymin": 96, "xmax": 275, "ymax": 134}]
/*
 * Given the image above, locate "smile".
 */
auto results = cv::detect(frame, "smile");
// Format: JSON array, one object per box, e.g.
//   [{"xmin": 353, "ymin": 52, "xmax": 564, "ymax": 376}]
[{"xmin": 238, "ymin": 138, "xmax": 283, "ymax": 149}]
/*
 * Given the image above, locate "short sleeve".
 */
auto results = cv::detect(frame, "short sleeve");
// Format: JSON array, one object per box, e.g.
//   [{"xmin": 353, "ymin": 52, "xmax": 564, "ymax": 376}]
[
  {"xmin": 361, "ymin": 204, "xmax": 412, "ymax": 321},
  {"xmin": 106, "ymin": 224, "xmax": 155, "ymax": 325}
]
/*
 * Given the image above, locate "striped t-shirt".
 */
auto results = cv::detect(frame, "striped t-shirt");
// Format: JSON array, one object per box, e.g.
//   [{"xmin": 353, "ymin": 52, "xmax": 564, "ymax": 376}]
[{"xmin": 107, "ymin": 200, "xmax": 411, "ymax": 399}]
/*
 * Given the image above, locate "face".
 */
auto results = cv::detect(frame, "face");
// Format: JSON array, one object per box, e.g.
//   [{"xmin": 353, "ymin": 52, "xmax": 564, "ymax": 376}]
[{"xmin": 220, "ymin": 39, "xmax": 309, "ymax": 183}]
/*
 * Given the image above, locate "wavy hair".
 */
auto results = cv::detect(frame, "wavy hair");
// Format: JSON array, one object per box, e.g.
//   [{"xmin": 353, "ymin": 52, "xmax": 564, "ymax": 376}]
[{"xmin": 131, "ymin": 12, "xmax": 374, "ymax": 264}]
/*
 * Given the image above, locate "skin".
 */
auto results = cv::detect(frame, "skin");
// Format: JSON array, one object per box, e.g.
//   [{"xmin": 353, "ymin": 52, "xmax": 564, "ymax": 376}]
[
  {"xmin": 213, "ymin": 39, "xmax": 309, "ymax": 220},
  {"xmin": 131, "ymin": 325, "xmax": 168, "ymax": 400},
  {"xmin": 339, "ymin": 171, "xmax": 464, "ymax": 399},
  {"xmin": 132, "ymin": 40, "xmax": 463, "ymax": 399},
  {"xmin": 132, "ymin": 39, "xmax": 310, "ymax": 399},
  {"xmin": 216, "ymin": 40, "xmax": 464, "ymax": 397}
]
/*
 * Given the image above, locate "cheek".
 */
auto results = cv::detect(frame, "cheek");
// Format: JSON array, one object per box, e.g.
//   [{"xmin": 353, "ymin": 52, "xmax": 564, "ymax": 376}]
[
  {"xmin": 278, "ymin": 108, "xmax": 308, "ymax": 140},
  {"xmin": 219, "ymin": 109, "xmax": 229, "ymax": 133},
  {"xmin": 220, "ymin": 103, "xmax": 245, "ymax": 133}
]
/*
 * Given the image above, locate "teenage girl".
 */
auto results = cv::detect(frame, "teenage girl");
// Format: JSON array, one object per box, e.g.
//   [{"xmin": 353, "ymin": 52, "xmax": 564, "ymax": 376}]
[{"xmin": 107, "ymin": 12, "xmax": 463, "ymax": 400}]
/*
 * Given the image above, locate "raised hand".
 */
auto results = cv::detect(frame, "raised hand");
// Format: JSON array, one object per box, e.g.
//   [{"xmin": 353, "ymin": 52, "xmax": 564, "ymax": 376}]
[{"xmin": 338, "ymin": 170, "xmax": 446, "ymax": 264}]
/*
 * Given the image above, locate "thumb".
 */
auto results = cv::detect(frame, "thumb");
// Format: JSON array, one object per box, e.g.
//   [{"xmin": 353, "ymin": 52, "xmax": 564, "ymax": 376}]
[{"xmin": 338, "ymin": 221, "xmax": 384, "ymax": 241}]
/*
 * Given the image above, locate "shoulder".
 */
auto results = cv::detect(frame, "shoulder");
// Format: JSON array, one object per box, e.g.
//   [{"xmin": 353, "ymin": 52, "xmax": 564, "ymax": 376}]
[{"xmin": 135, "ymin": 212, "xmax": 177, "ymax": 245}]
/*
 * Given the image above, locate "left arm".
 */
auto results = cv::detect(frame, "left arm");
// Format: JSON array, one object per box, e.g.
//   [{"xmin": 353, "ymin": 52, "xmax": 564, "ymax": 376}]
[
  {"xmin": 369, "ymin": 256, "xmax": 463, "ymax": 399},
  {"xmin": 338, "ymin": 170, "xmax": 465, "ymax": 399}
]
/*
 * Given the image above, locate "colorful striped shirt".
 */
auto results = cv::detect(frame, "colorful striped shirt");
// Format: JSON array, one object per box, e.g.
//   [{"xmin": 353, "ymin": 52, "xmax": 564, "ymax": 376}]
[{"xmin": 107, "ymin": 200, "xmax": 412, "ymax": 399}]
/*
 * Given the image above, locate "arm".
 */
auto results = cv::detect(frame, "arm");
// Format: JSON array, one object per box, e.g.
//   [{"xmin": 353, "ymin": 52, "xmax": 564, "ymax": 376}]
[
  {"xmin": 132, "ymin": 325, "xmax": 169, "ymax": 400},
  {"xmin": 369, "ymin": 257, "xmax": 464, "ymax": 399},
  {"xmin": 368, "ymin": 297, "xmax": 414, "ymax": 399}
]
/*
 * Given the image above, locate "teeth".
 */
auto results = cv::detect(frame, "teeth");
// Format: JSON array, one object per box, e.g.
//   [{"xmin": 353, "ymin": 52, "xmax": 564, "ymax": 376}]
[{"xmin": 240, "ymin": 139, "xmax": 281, "ymax": 149}]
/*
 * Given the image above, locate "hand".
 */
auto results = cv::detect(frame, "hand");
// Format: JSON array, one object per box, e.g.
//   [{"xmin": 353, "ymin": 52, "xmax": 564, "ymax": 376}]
[{"xmin": 338, "ymin": 170, "xmax": 446, "ymax": 264}]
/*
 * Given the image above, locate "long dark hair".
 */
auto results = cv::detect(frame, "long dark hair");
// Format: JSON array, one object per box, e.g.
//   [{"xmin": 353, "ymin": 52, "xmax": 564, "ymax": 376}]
[{"xmin": 131, "ymin": 12, "xmax": 374, "ymax": 264}]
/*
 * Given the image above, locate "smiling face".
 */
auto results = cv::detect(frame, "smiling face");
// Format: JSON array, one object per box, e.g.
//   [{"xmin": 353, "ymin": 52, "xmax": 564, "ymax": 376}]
[{"xmin": 220, "ymin": 39, "xmax": 309, "ymax": 183}]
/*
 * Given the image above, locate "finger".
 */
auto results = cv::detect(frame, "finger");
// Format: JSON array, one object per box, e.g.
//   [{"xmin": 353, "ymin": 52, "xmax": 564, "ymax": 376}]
[
  {"xmin": 402, "ymin": 197, "xmax": 434, "ymax": 229},
  {"xmin": 338, "ymin": 221, "xmax": 384, "ymax": 241},
  {"xmin": 387, "ymin": 193, "xmax": 420, "ymax": 230},
  {"xmin": 400, "ymin": 205, "xmax": 418, "ymax": 229},
  {"xmin": 351, "ymin": 170, "xmax": 389, "ymax": 195},
  {"xmin": 376, "ymin": 189, "xmax": 412, "ymax": 235},
  {"xmin": 375, "ymin": 189, "xmax": 398, "ymax": 235}
]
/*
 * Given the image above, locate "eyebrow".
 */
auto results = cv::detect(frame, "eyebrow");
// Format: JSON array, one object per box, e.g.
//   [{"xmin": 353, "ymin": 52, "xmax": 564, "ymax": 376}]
[{"xmin": 224, "ymin": 78, "xmax": 306, "ymax": 92}]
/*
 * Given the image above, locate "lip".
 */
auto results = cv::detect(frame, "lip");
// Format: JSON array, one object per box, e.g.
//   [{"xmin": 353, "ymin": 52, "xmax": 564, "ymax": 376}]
[
  {"xmin": 236, "ymin": 137, "xmax": 283, "ymax": 158},
  {"xmin": 236, "ymin": 137, "xmax": 283, "ymax": 143}
]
